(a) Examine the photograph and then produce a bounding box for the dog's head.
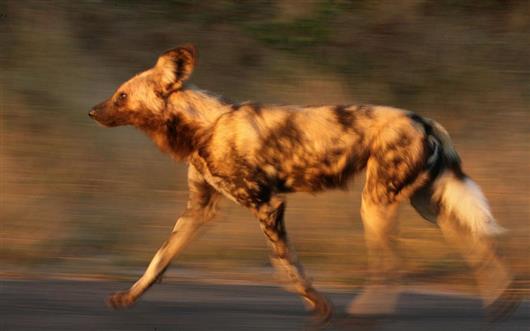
[89,44,197,127]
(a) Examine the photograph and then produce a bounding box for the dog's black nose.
[88,109,97,118]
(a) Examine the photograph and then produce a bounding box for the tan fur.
[90,44,519,321]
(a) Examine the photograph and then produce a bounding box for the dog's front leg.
[255,196,332,322]
[108,165,220,309]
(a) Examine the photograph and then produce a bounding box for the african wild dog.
[89,44,520,322]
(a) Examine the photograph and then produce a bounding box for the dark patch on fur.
[202,143,274,208]
[276,177,294,193]
[358,104,374,119]
[407,113,466,180]
[229,102,263,115]
[369,130,431,204]
[249,103,262,115]
[449,162,466,179]
[254,182,272,206]
[379,133,412,154]
[232,102,262,115]
[240,167,274,207]
[259,114,303,154]
[165,114,201,159]
[288,149,366,193]
[197,144,211,161]
[333,105,356,131]
[408,113,429,131]
[279,115,301,142]
[175,57,187,80]
[170,47,194,81]
[314,163,356,190]
[389,138,430,197]
[192,182,217,211]
[258,201,287,246]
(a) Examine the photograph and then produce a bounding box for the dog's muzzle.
[88,109,97,119]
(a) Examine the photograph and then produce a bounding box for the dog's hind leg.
[254,196,332,322]
[347,151,417,317]
[411,176,520,321]
[107,165,220,309]
[437,212,520,321]
[347,191,402,317]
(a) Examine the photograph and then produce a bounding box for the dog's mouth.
[93,118,115,128]
[89,110,110,127]
[88,108,124,127]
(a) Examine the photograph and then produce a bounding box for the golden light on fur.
[90,44,520,322]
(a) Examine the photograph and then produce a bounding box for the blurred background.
[1,0,529,297]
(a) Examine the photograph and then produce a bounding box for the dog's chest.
[189,154,242,205]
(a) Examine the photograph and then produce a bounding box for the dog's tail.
[432,172,506,237]
[427,119,506,237]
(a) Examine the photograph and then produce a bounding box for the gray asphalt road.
[1,280,528,330]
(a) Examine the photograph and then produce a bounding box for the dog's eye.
[118,92,128,100]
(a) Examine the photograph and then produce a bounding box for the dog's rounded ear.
[155,44,197,88]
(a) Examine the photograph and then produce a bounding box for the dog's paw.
[311,297,333,324]
[106,291,136,310]
[303,289,333,324]
[485,281,522,322]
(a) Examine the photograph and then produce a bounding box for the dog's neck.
[139,87,233,160]
[166,87,234,127]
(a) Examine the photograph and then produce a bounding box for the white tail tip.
[434,173,506,237]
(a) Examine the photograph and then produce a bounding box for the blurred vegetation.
[1,0,529,293]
